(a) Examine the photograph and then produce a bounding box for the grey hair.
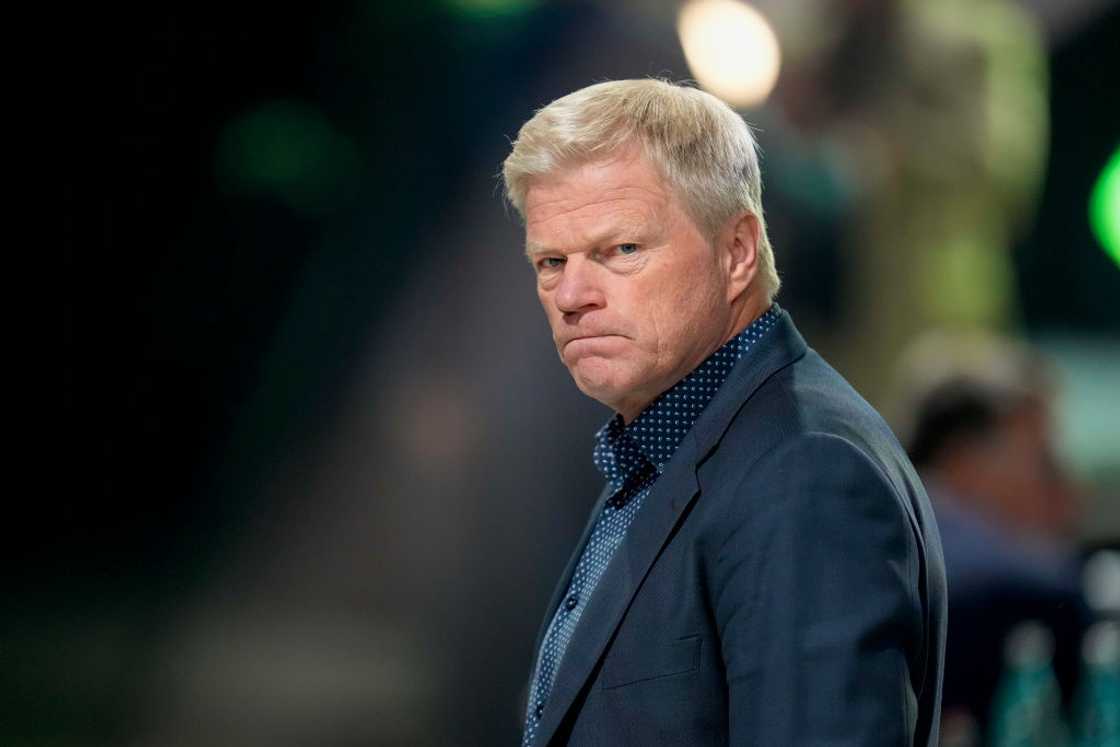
[502,78,779,299]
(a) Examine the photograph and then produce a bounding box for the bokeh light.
[1090,144,1120,269]
[444,0,539,17]
[678,0,781,109]
[215,100,358,216]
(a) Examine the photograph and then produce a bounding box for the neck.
[722,292,769,345]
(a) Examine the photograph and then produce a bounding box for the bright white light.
[678,0,781,108]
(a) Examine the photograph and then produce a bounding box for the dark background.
[28,1,1120,744]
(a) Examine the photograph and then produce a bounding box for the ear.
[721,211,760,303]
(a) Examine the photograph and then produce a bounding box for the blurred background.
[37,0,1119,744]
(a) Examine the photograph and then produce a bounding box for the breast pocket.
[600,635,701,690]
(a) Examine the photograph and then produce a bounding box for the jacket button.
[565,594,579,610]
[535,702,544,719]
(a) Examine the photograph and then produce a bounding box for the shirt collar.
[592,305,780,492]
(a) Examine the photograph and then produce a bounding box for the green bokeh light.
[216,101,358,216]
[444,0,539,17]
[1090,144,1120,269]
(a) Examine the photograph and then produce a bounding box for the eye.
[537,256,565,271]
[616,243,639,255]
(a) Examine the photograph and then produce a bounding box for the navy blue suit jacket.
[528,311,947,745]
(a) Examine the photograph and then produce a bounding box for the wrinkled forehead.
[522,148,683,249]
[524,182,675,257]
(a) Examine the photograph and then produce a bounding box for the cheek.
[538,290,562,325]
[654,271,720,337]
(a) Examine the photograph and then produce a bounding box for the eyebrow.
[524,241,550,259]
[523,218,651,260]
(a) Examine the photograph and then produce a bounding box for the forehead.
[523,150,674,252]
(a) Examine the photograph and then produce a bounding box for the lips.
[560,333,625,351]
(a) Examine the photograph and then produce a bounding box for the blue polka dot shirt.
[522,306,780,745]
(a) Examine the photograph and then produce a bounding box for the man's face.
[987,403,1080,540]
[523,147,739,421]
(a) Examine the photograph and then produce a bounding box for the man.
[891,334,1091,740]
[502,79,946,746]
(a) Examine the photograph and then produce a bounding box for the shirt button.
[565,594,579,610]
[535,702,544,719]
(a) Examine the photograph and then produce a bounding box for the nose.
[554,256,606,316]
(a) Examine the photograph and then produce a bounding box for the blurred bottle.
[1082,549,1120,619]
[989,622,1070,747]
[1071,621,1120,747]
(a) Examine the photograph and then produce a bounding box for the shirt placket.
[522,459,650,744]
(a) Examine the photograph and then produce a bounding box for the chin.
[570,359,639,410]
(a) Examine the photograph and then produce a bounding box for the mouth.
[561,334,626,351]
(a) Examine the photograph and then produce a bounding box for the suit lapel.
[525,483,613,687]
[533,440,702,745]
[532,310,809,746]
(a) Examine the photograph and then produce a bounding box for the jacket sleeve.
[712,432,928,746]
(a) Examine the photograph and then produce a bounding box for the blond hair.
[502,79,779,299]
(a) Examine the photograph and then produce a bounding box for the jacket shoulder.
[697,348,942,578]
[716,349,910,476]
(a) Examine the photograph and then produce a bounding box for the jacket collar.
[592,305,782,489]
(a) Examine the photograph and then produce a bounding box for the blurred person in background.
[503,79,946,747]
[892,332,1094,739]
[763,0,1048,401]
